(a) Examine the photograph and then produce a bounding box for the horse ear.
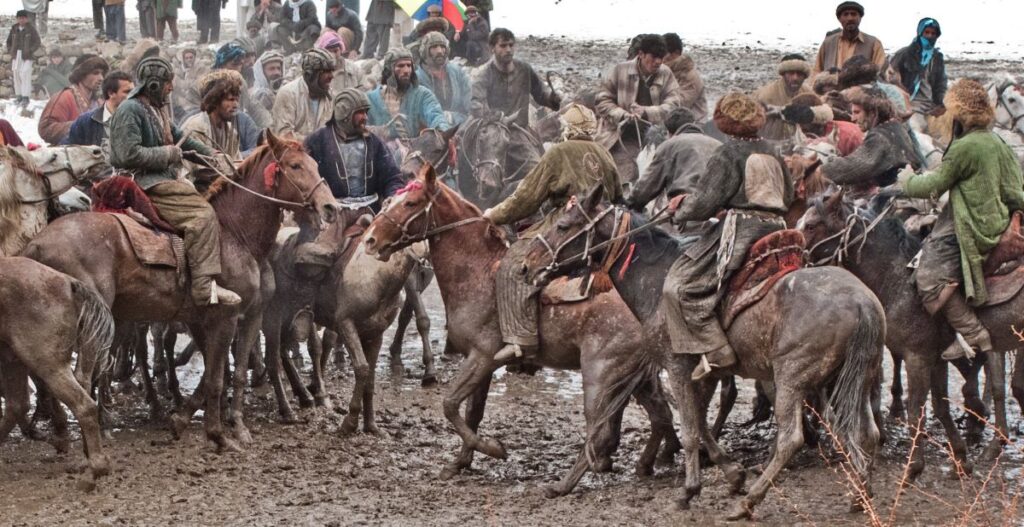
[582,184,603,212]
[419,161,437,188]
[264,128,286,158]
[825,188,845,214]
[442,123,461,142]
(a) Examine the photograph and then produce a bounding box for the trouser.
[914,210,963,312]
[198,9,221,43]
[273,24,320,54]
[145,180,222,300]
[662,215,784,356]
[12,58,33,98]
[496,241,541,348]
[610,137,642,189]
[27,8,47,37]
[157,16,179,40]
[92,0,106,32]
[139,2,157,38]
[236,2,255,38]
[362,23,391,59]
[104,5,127,43]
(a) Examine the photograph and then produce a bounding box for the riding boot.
[691,343,738,381]
[939,294,992,360]
[191,275,242,306]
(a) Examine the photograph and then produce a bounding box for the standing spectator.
[155,0,181,42]
[891,17,947,135]
[172,47,205,121]
[274,0,321,54]
[457,5,489,66]
[22,0,48,38]
[64,70,134,147]
[326,0,363,53]
[814,1,885,74]
[463,0,491,24]
[5,10,41,108]
[38,54,109,144]
[139,0,158,39]
[662,32,708,122]
[362,0,395,60]
[38,48,73,98]
[194,0,224,44]
[104,0,128,44]
[237,0,257,38]
[92,0,106,40]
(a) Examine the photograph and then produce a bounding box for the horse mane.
[437,180,508,244]
[0,147,42,255]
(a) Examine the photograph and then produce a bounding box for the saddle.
[721,229,806,328]
[107,213,185,272]
[92,176,185,275]
[981,211,1024,306]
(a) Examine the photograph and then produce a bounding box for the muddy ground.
[3,25,1024,526]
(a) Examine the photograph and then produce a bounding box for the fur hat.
[465,5,479,13]
[944,79,995,130]
[777,53,811,77]
[69,54,110,85]
[198,70,244,113]
[812,72,839,95]
[791,93,823,107]
[835,1,864,17]
[713,92,766,138]
[837,55,879,89]
[415,17,450,37]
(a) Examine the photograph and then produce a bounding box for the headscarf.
[912,18,941,98]
[315,31,346,54]
[214,42,247,69]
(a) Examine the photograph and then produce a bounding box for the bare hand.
[454,32,462,42]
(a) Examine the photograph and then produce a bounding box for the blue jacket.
[415,63,472,126]
[304,124,404,208]
[63,107,106,147]
[367,84,449,140]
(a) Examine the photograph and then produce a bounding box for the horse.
[21,130,338,451]
[0,144,108,256]
[362,164,682,498]
[456,111,544,208]
[800,192,1024,466]
[0,256,115,484]
[520,186,885,520]
[989,77,1024,165]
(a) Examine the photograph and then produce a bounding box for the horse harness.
[375,185,485,246]
[806,199,896,267]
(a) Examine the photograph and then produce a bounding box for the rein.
[17,148,82,204]
[537,203,671,274]
[375,185,485,245]
[806,199,896,267]
[196,150,324,211]
[995,86,1024,131]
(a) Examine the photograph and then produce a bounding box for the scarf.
[289,0,310,23]
[912,18,939,99]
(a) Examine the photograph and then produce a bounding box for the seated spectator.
[64,70,134,148]
[325,0,362,53]
[38,48,73,97]
[273,0,320,54]
[456,5,489,66]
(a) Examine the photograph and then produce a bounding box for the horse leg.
[929,357,972,476]
[442,352,505,462]
[34,366,110,481]
[408,281,437,386]
[0,360,31,444]
[982,352,1009,460]
[726,385,805,521]
[361,334,383,434]
[280,333,314,409]
[249,339,266,388]
[640,373,682,465]
[955,356,988,444]
[1011,351,1024,419]
[890,351,905,419]
[663,356,705,511]
[438,373,492,480]
[325,329,345,369]
[163,330,182,407]
[338,319,368,435]
[47,390,71,454]
[388,288,415,378]
[319,326,336,373]
[694,379,745,493]
[263,318,299,423]
[711,376,737,439]
[229,311,263,444]
[135,332,164,422]
[198,321,240,452]
[308,327,330,408]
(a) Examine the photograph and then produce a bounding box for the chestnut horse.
[21,131,337,451]
[520,187,885,520]
[362,165,681,498]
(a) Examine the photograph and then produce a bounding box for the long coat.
[270,77,333,141]
[303,125,404,205]
[366,84,449,139]
[416,63,472,125]
[108,97,211,189]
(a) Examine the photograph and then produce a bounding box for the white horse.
[987,75,1024,165]
[0,145,107,256]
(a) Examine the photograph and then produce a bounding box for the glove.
[182,149,206,166]
[781,104,815,125]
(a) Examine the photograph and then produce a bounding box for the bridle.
[374,184,484,247]
[996,86,1024,132]
[198,146,326,211]
[805,199,895,267]
[18,147,96,204]
[461,119,528,186]
[405,129,451,174]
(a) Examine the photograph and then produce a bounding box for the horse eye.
[404,200,416,208]
[290,163,301,170]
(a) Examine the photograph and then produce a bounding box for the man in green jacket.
[899,79,1024,359]
[484,104,621,361]
[109,56,241,306]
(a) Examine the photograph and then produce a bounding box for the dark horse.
[21,130,338,451]
[800,192,1022,471]
[362,165,682,498]
[455,112,543,208]
[521,186,886,520]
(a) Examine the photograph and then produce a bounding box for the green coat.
[109,98,211,190]
[487,139,621,238]
[905,130,1024,305]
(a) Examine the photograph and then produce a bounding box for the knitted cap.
[301,47,336,74]
[835,1,864,17]
[713,92,765,138]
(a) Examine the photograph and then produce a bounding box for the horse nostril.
[364,236,376,248]
[519,264,528,276]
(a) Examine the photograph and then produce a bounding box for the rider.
[662,93,793,380]
[108,56,241,306]
[271,48,336,142]
[367,47,449,153]
[416,31,472,127]
[896,79,1024,360]
[483,104,621,362]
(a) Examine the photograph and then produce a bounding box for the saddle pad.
[108,213,179,268]
[722,229,806,328]
[541,275,593,305]
[984,211,1024,276]
[983,265,1024,307]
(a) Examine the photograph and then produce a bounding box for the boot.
[493,343,538,363]
[191,275,242,306]
[691,343,738,381]
[939,294,992,360]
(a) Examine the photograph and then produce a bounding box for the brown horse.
[0,256,115,483]
[21,130,337,451]
[520,187,885,520]
[362,165,681,498]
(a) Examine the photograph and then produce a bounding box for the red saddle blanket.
[722,229,806,328]
[92,176,177,233]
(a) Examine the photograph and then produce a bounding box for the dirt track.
[2,32,1024,526]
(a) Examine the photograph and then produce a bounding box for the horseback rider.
[271,48,336,142]
[895,79,1024,360]
[367,47,449,145]
[662,93,793,380]
[416,31,472,127]
[484,104,621,362]
[108,55,241,306]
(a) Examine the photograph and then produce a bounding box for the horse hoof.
[169,414,190,439]
[390,364,405,378]
[476,437,507,459]
[215,437,243,454]
[50,438,71,455]
[724,500,753,521]
[723,463,747,495]
[438,465,460,481]
[76,477,97,493]
[298,398,315,410]
[635,463,654,478]
[421,375,438,387]
[543,484,566,499]
[315,397,333,410]
[339,417,358,436]
[280,411,301,425]
[234,425,253,445]
[982,441,1004,461]
[363,423,381,435]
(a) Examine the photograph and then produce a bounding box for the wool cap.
[835,1,864,17]
[945,79,995,130]
[713,92,766,137]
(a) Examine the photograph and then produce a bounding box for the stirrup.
[493,343,523,362]
[942,334,976,361]
[208,280,242,306]
[691,354,714,381]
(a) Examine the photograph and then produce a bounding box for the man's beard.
[396,76,411,90]
[270,77,283,90]
[430,54,446,68]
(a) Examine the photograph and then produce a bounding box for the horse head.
[466,110,519,204]
[523,184,616,286]
[56,187,92,215]
[251,129,338,229]
[29,145,109,184]
[400,124,460,179]
[798,189,854,258]
[364,162,442,262]
[993,81,1024,135]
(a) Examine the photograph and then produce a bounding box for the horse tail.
[825,302,883,477]
[71,280,115,389]
[583,350,668,468]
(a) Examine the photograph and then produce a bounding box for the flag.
[395,0,467,32]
